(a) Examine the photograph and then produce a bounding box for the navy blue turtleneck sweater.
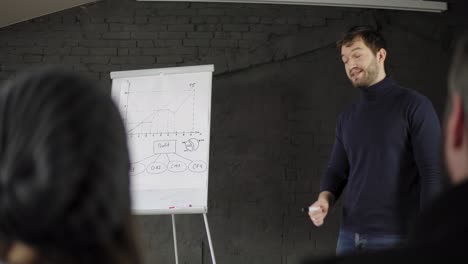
[320,77,442,235]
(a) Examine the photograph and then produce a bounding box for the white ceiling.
[0,0,447,29]
[0,0,100,28]
[139,0,447,12]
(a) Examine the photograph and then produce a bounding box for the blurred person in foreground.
[0,68,141,264]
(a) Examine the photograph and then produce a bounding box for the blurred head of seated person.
[301,34,468,263]
[444,34,468,185]
[0,68,140,264]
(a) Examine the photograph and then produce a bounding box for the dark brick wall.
[0,0,467,263]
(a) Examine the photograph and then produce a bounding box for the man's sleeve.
[409,95,442,209]
[319,114,350,200]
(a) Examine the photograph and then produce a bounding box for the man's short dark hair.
[337,25,387,54]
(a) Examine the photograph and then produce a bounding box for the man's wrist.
[318,191,335,207]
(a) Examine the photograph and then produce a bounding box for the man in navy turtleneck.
[308,26,442,255]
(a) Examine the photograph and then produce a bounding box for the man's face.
[341,38,381,88]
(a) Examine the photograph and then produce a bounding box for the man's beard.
[350,59,380,88]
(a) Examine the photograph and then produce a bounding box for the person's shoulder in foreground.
[301,244,456,264]
[300,164,468,264]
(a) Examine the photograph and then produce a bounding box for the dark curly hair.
[0,68,140,264]
[337,25,386,54]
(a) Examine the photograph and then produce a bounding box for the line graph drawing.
[120,77,200,136]
[117,75,210,180]
[111,66,213,196]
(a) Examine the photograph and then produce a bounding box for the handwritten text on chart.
[153,140,176,154]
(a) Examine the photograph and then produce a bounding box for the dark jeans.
[336,228,406,255]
